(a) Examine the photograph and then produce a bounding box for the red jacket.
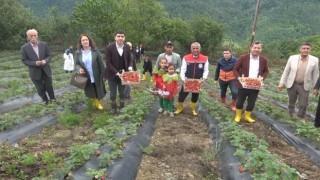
[153,68,166,90]
[163,73,179,100]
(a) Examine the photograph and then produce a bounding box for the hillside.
[20,0,320,43]
[158,0,320,42]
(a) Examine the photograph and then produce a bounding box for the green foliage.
[200,88,299,179]
[58,109,82,128]
[86,168,107,179]
[92,113,111,130]
[189,15,224,59]
[21,153,38,166]
[40,151,56,164]
[141,144,154,155]
[0,0,38,49]
[72,0,118,44]
[158,0,320,43]
[66,143,100,168]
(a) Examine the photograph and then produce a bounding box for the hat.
[165,40,174,46]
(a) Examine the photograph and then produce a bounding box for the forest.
[2,0,320,58]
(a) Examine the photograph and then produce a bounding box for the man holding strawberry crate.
[233,41,269,123]
[105,30,133,113]
[174,42,209,116]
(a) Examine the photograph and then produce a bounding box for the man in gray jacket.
[155,41,181,73]
[21,29,55,104]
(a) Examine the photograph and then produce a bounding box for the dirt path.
[136,102,221,180]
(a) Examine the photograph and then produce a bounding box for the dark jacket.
[21,41,52,80]
[105,42,133,80]
[214,56,237,81]
[143,58,152,72]
[74,48,106,99]
[233,54,269,89]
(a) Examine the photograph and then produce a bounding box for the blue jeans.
[219,79,238,99]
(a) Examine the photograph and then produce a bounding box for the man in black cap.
[155,40,181,73]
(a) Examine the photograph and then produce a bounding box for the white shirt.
[165,54,173,63]
[248,54,260,78]
[116,43,124,56]
[31,42,39,58]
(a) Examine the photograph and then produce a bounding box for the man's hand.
[79,68,85,74]
[214,80,218,85]
[36,61,42,66]
[278,84,283,91]
[41,60,46,65]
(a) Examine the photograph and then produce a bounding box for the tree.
[72,0,118,45]
[189,15,224,60]
[116,0,169,46]
[0,0,38,49]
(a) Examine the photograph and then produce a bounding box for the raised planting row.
[200,90,320,179]
[0,51,75,100]
[205,73,320,146]
[0,89,86,131]
[0,85,156,179]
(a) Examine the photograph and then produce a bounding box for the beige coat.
[279,54,319,91]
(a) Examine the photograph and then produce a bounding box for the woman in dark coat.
[74,34,106,110]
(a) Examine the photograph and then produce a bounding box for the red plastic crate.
[120,71,140,85]
[183,78,204,93]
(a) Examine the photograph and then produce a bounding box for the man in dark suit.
[233,41,269,123]
[21,29,55,104]
[105,30,133,113]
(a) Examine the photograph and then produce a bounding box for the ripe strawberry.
[239,166,244,173]
[95,150,101,156]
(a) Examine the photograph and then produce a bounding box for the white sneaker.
[163,111,169,115]
[158,108,164,113]
[169,112,174,117]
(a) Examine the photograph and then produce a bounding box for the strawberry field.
[0,51,320,180]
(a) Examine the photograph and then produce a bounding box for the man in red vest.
[174,42,209,116]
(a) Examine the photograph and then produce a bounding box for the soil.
[136,90,320,180]
[136,103,221,180]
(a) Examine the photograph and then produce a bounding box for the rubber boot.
[190,102,198,116]
[119,101,124,112]
[230,99,236,111]
[111,101,117,114]
[95,98,103,110]
[141,74,146,80]
[174,102,184,115]
[220,98,227,105]
[244,111,255,123]
[234,109,242,123]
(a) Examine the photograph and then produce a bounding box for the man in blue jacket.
[214,48,238,111]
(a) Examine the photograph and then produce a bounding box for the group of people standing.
[21,28,320,128]
[214,41,319,128]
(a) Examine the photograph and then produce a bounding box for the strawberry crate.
[183,78,204,93]
[120,71,140,85]
[239,77,263,90]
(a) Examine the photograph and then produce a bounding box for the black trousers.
[315,96,320,126]
[142,67,153,75]
[177,85,199,103]
[236,88,259,111]
[31,69,55,102]
[108,76,125,102]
